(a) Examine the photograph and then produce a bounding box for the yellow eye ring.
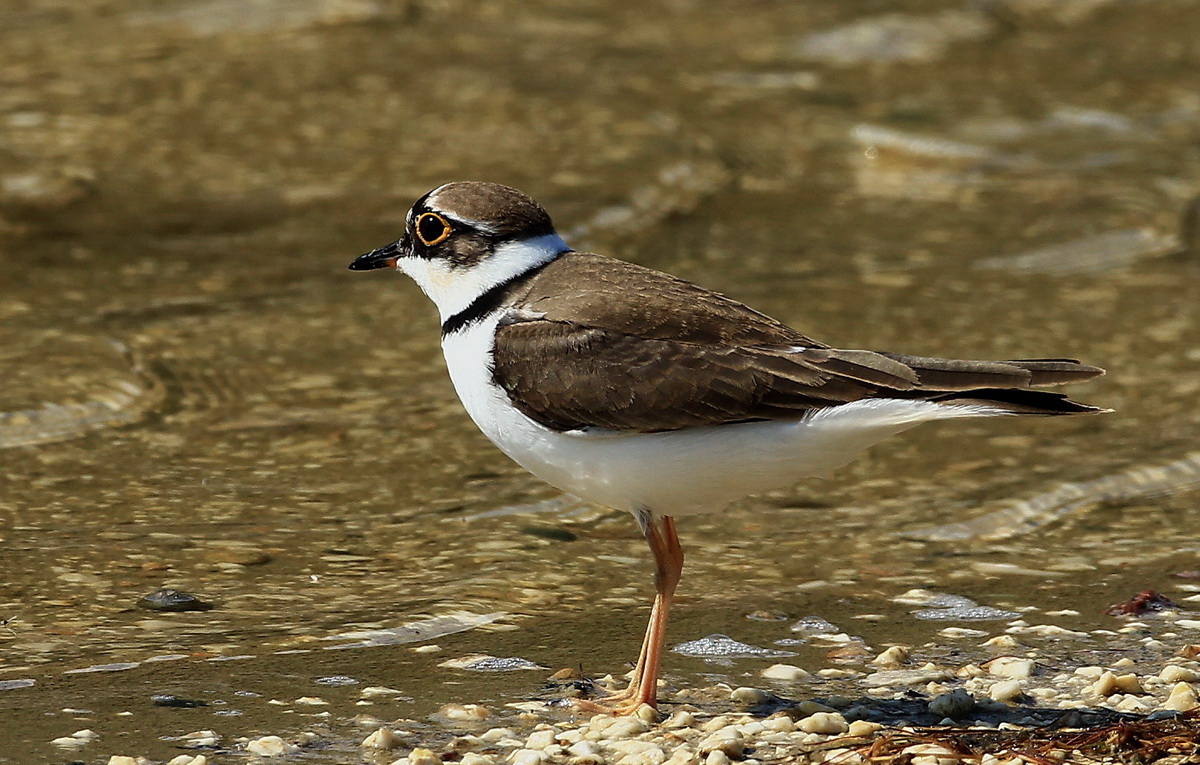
[415,212,452,246]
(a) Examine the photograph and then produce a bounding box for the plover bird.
[349,181,1105,714]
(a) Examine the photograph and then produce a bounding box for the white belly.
[441,317,1001,516]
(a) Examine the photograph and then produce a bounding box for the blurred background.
[1,0,1198,759]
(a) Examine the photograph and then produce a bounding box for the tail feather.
[921,387,1109,415]
[877,352,1105,390]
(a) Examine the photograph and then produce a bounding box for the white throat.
[397,233,569,323]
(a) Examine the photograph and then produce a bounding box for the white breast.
[440,319,1005,517]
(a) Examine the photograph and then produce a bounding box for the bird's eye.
[415,212,452,246]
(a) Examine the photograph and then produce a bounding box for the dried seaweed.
[852,711,1200,764]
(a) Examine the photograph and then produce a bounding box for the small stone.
[409,747,443,765]
[480,728,515,743]
[166,756,207,765]
[848,720,882,737]
[797,712,849,735]
[509,749,545,765]
[525,729,557,750]
[568,741,602,757]
[662,710,696,729]
[761,663,810,681]
[138,588,213,612]
[603,716,649,738]
[361,686,406,698]
[1160,665,1199,683]
[704,752,731,765]
[440,703,492,722]
[762,715,794,733]
[730,687,771,705]
[362,728,404,750]
[700,716,730,732]
[294,696,327,705]
[871,646,909,668]
[698,730,744,758]
[107,757,140,765]
[983,657,1035,679]
[981,635,1020,650]
[245,736,297,756]
[180,730,220,748]
[461,755,496,765]
[989,680,1024,703]
[796,700,836,714]
[927,689,975,720]
[1093,671,1143,696]
[1163,682,1198,711]
[633,703,659,723]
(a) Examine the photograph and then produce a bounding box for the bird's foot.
[571,696,658,718]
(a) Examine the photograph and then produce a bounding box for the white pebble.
[180,730,219,748]
[480,728,515,743]
[362,728,404,750]
[761,715,794,733]
[704,751,731,765]
[760,663,810,681]
[361,686,406,698]
[848,720,882,737]
[663,710,696,729]
[604,716,650,738]
[440,703,492,721]
[461,755,496,765]
[1164,682,1199,712]
[509,749,546,765]
[797,712,848,735]
[698,730,744,758]
[107,758,140,765]
[294,696,327,705]
[1160,665,1199,683]
[982,657,1035,679]
[989,680,1023,703]
[406,748,442,765]
[245,736,298,757]
[525,729,557,750]
[165,756,207,765]
[871,645,909,668]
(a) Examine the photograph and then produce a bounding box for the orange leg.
[576,512,684,715]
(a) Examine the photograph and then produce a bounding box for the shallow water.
[2,0,1199,760]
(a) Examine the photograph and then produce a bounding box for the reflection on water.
[1,0,1199,758]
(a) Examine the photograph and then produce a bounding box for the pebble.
[796,712,849,735]
[982,657,1035,679]
[760,663,810,681]
[440,703,492,722]
[1164,682,1198,711]
[107,757,142,765]
[1160,665,1199,682]
[730,686,771,705]
[524,729,557,750]
[245,736,297,756]
[1092,671,1144,697]
[509,749,546,765]
[407,747,443,765]
[848,720,883,737]
[927,688,975,719]
[461,755,496,765]
[871,645,910,667]
[697,729,744,758]
[51,728,99,748]
[362,727,405,749]
[165,756,207,765]
[989,680,1024,703]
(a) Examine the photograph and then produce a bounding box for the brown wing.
[492,253,1105,433]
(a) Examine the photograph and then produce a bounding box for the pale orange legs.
[577,512,684,715]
